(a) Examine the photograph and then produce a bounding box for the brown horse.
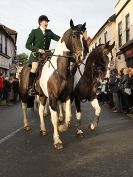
[19,19,86,149]
[74,42,115,136]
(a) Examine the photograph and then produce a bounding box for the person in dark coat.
[12,77,19,103]
[120,68,131,113]
[3,76,11,104]
[25,15,60,96]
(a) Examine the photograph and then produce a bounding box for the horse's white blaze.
[49,106,62,144]
[80,35,84,59]
[40,39,70,97]
[90,98,101,117]
[38,103,46,131]
[21,102,29,127]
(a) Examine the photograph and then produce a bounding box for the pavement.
[0,102,133,177]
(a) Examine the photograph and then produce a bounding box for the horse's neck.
[50,39,70,67]
[53,39,69,56]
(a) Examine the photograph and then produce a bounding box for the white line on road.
[0,120,35,145]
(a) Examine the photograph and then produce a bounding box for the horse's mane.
[61,28,72,44]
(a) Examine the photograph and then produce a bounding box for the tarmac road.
[0,102,133,177]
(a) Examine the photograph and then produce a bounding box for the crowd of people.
[0,67,133,115]
[0,73,19,105]
[97,67,133,114]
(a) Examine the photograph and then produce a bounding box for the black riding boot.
[28,72,36,96]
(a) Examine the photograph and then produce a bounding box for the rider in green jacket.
[25,15,60,96]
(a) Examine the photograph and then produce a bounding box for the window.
[125,14,130,42]
[5,36,7,54]
[95,42,97,48]
[118,21,122,47]
[99,38,101,45]
[104,32,107,43]
[0,33,2,52]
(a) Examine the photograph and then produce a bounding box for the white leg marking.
[21,102,29,127]
[90,98,101,130]
[76,112,81,120]
[38,103,46,132]
[91,98,101,117]
[65,99,72,124]
[49,106,62,145]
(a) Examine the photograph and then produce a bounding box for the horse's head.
[97,41,115,65]
[61,19,86,62]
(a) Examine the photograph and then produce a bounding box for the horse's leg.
[21,101,31,131]
[44,99,49,116]
[90,98,101,131]
[58,98,72,132]
[75,97,84,137]
[38,96,47,136]
[58,101,64,123]
[49,106,63,150]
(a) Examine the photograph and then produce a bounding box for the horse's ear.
[81,22,86,32]
[111,41,115,49]
[70,19,74,29]
[109,41,115,50]
[106,41,110,47]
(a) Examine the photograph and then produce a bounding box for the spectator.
[0,73,4,101]
[109,69,121,112]
[120,68,131,114]
[12,77,19,103]
[3,76,11,104]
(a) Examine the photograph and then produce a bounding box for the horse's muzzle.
[75,50,83,61]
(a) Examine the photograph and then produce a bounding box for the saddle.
[29,52,53,96]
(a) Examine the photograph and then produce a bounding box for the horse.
[19,19,86,150]
[73,41,115,136]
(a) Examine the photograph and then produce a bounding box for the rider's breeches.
[31,62,39,73]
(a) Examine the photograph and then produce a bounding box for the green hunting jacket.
[26,27,60,64]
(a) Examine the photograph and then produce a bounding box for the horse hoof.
[54,143,64,150]
[58,125,67,132]
[89,123,96,131]
[68,122,71,128]
[24,126,31,131]
[40,130,47,136]
[58,116,64,123]
[77,130,84,138]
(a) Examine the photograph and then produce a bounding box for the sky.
[0,0,116,55]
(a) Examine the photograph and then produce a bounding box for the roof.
[89,14,116,45]
[0,23,17,45]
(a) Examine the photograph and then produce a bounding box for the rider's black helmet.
[38,15,50,24]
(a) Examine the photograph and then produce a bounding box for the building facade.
[115,0,133,70]
[88,0,133,72]
[88,15,116,70]
[0,24,17,75]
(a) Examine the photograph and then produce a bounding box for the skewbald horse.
[19,19,86,149]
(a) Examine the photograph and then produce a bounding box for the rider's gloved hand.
[38,49,45,54]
